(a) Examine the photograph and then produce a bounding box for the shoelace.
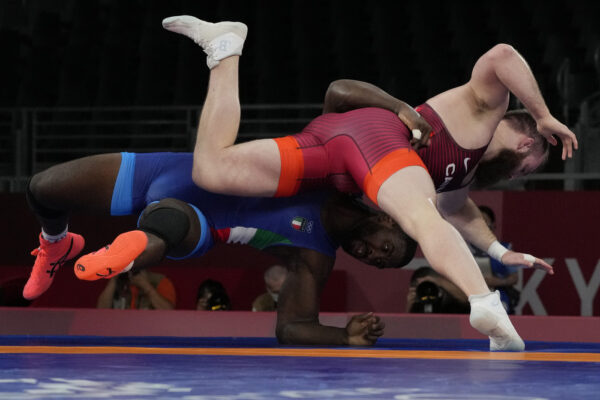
[47,238,74,277]
[31,237,74,278]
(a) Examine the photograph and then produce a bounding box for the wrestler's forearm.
[444,197,497,254]
[323,79,409,114]
[276,320,349,345]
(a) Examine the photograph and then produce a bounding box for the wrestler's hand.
[396,103,433,149]
[501,250,554,275]
[536,115,578,160]
[346,312,385,346]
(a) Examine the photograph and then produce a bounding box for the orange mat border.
[1,346,599,363]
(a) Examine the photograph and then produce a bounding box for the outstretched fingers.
[529,256,554,275]
[502,251,554,275]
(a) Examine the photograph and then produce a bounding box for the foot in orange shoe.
[23,232,85,300]
[74,230,148,281]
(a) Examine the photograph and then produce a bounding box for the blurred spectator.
[97,269,176,310]
[476,205,520,314]
[196,279,231,311]
[252,264,288,312]
[406,266,469,314]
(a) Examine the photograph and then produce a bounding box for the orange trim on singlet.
[273,136,304,197]
[1,346,599,363]
[363,148,428,205]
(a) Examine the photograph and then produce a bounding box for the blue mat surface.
[1,336,599,400]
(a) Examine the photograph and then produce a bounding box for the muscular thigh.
[376,166,439,239]
[30,153,121,212]
[218,139,281,196]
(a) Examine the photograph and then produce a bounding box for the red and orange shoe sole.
[74,230,148,281]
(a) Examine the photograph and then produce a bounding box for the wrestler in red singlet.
[274,104,488,203]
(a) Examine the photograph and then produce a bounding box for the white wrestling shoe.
[469,291,525,351]
[162,15,248,69]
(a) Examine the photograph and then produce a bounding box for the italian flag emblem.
[211,226,291,249]
[291,217,305,230]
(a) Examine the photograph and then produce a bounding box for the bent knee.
[191,165,206,188]
[191,162,234,194]
[28,170,56,203]
[192,165,219,192]
[139,198,194,250]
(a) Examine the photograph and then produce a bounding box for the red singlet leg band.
[274,136,304,197]
[363,148,428,205]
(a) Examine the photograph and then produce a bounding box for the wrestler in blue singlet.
[110,152,338,259]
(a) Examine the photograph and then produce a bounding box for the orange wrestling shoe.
[74,230,148,281]
[23,232,85,300]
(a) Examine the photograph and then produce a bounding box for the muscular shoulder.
[427,86,506,149]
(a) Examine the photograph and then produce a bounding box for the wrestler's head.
[475,109,549,188]
[340,213,417,269]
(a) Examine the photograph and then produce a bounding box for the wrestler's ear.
[517,137,534,153]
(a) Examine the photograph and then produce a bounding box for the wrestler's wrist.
[487,240,509,263]
[395,101,414,118]
[530,107,553,125]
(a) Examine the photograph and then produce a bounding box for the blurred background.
[0,0,598,316]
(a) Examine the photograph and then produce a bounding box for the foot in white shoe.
[162,15,248,69]
[469,291,525,351]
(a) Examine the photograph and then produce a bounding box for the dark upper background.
[1,0,599,175]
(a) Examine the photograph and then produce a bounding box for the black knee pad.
[138,205,190,250]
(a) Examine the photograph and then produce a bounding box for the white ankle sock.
[42,226,68,243]
[468,291,495,302]
[469,290,524,351]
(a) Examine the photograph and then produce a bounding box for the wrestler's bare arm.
[438,188,554,274]
[323,79,433,147]
[468,44,578,158]
[323,79,412,114]
[272,247,383,346]
[469,44,547,115]
[437,188,496,253]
